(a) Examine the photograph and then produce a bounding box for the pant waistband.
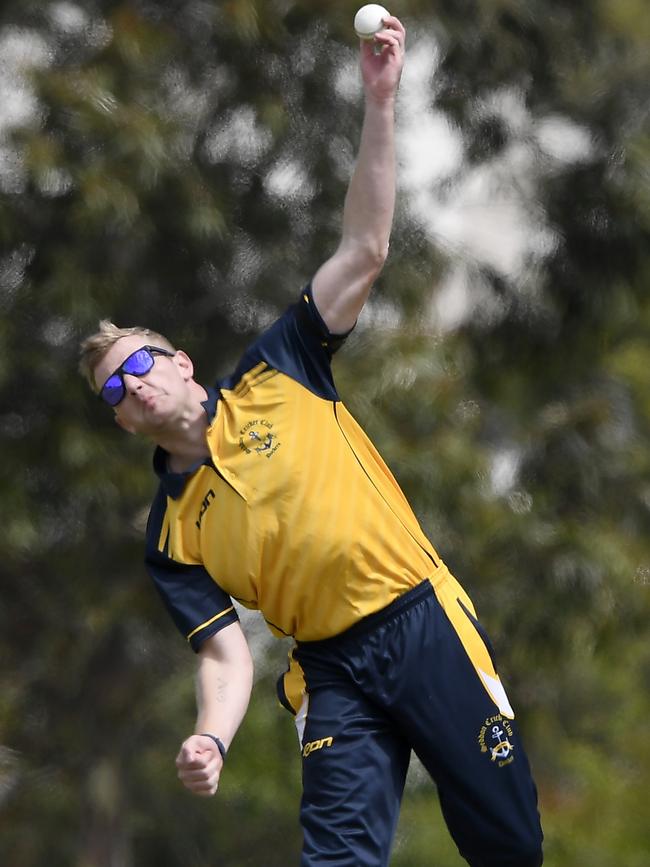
[296,579,435,652]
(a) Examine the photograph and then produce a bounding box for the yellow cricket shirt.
[145,285,447,658]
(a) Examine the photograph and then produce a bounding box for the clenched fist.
[175,734,224,797]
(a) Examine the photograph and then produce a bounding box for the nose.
[123,373,144,394]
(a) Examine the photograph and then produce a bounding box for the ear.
[172,350,194,382]
[114,413,136,435]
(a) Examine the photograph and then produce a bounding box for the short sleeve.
[218,283,354,401]
[145,490,239,651]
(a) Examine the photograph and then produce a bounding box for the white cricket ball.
[354,4,390,40]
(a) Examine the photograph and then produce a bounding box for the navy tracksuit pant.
[293,580,543,866]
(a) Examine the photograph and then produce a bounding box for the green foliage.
[1,0,648,864]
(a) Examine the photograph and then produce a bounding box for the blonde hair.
[79,320,176,390]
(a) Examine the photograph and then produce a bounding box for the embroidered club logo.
[249,429,275,452]
[238,418,281,458]
[478,714,515,768]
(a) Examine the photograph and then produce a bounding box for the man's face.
[93,335,195,435]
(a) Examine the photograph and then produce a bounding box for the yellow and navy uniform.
[145,285,543,863]
[145,285,511,718]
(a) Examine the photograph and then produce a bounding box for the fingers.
[380,15,406,42]
[360,17,405,68]
[176,743,199,766]
[177,758,221,796]
[364,15,406,51]
[180,777,220,796]
[175,740,223,797]
[178,764,221,796]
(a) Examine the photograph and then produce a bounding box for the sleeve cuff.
[188,605,240,652]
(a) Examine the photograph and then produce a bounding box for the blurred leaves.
[0,0,649,864]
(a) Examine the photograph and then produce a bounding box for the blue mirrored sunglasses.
[99,345,175,407]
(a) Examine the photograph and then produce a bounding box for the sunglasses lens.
[122,348,155,376]
[99,347,165,407]
[101,374,125,406]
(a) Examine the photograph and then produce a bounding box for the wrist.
[365,93,397,111]
[199,733,227,761]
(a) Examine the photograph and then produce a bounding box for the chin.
[136,412,169,436]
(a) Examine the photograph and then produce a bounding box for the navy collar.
[152,385,219,499]
[201,385,219,422]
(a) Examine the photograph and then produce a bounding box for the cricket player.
[80,17,543,866]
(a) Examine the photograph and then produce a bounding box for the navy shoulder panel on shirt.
[145,485,238,652]
[218,284,353,401]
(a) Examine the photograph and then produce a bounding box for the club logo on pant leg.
[478,714,515,768]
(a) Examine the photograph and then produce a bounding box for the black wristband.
[200,733,227,761]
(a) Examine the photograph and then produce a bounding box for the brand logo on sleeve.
[238,419,281,458]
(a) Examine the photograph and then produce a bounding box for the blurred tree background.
[1,0,648,864]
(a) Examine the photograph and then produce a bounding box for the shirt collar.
[201,385,219,422]
[152,385,219,499]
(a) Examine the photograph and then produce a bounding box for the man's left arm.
[311,15,406,335]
